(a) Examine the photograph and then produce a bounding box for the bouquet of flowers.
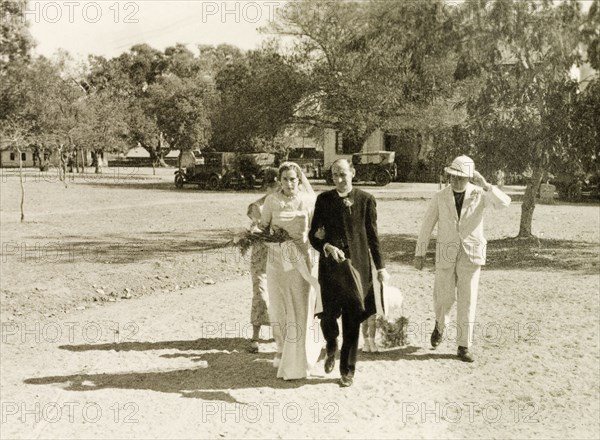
[227,225,292,256]
[376,315,410,348]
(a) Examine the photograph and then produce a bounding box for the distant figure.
[246,168,279,353]
[414,155,511,362]
[495,169,505,187]
[32,146,40,167]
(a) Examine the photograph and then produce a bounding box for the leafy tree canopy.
[266,0,458,144]
[211,45,310,152]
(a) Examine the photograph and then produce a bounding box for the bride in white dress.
[260,162,323,380]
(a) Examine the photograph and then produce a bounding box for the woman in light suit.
[414,155,511,362]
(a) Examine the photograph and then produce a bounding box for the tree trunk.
[58,145,63,182]
[38,145,45,171]
[156,150,168,168]
[67,136,75,178]
[518,165,545,237]
[150,149,169,171]
[82,148,88,175]
[74,147,79,173]
[94,150,103,174]
[60,144,69,187]
[156,133,169,169]
[74,147,83,174]
[16,145,25,222]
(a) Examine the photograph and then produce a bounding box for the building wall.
[0,151,35,168]
[323,128,384,167]
[364,130,384,154]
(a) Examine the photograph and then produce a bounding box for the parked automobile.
[550,170,600,201]
[174,151,278,190]
[175,152,245,190]
[235,152,278,188]
[324,151,397,186]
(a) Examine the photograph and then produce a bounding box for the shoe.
[339,375,353,387]
[457,346,474,363]
[368,337,380,353]
[249,340,259,353]
[273,354,281,368]
[430,321,443,348]
[324,351,335,374]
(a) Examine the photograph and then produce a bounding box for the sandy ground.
[1,167,599,439]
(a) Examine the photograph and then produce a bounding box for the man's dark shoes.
[339,374,353,387]
[430,322,443,348]
[457,346,474,363]
[324,351,336,374]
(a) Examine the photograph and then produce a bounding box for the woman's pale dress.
[261,191,322,380]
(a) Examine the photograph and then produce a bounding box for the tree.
[581,0,600,70]
[570,78,600,187]
[42,51,91,178]
[88,44,214,168]
[146,74,214,152]
[88,44,166,167]
[267,0,457,145]
[0,0,35,220]
[76,91,129,174]
[454,0,588,237]
[0,0,34,71]
[0,57,64,157]
[211,45,310,152]
[197,44,244,76]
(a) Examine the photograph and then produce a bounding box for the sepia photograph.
[1,0,599,438]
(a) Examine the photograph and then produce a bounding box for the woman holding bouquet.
[260,162,322,380]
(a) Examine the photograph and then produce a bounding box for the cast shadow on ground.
[27,338,338,403]
[59,337,261,353]
[24,229,236,264]
[81,176,387,192]
[82,181,178,192]
[379,233,599,274]
[483,237,599,274]
[81,180,264,194]
[359,345,458,361]
[24,339,461,403]
[58,338,441,362]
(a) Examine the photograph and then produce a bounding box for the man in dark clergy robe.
[309,159,389,387]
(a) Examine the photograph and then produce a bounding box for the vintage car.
[324,151,397,186]
[174,151,277,190]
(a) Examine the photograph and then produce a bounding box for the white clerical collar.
[337,189,352,197]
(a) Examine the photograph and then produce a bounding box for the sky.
[25,0,595,61]
[26,0,286,60]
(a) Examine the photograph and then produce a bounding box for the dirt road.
[1,171,598,438]
[2,268,599,439]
